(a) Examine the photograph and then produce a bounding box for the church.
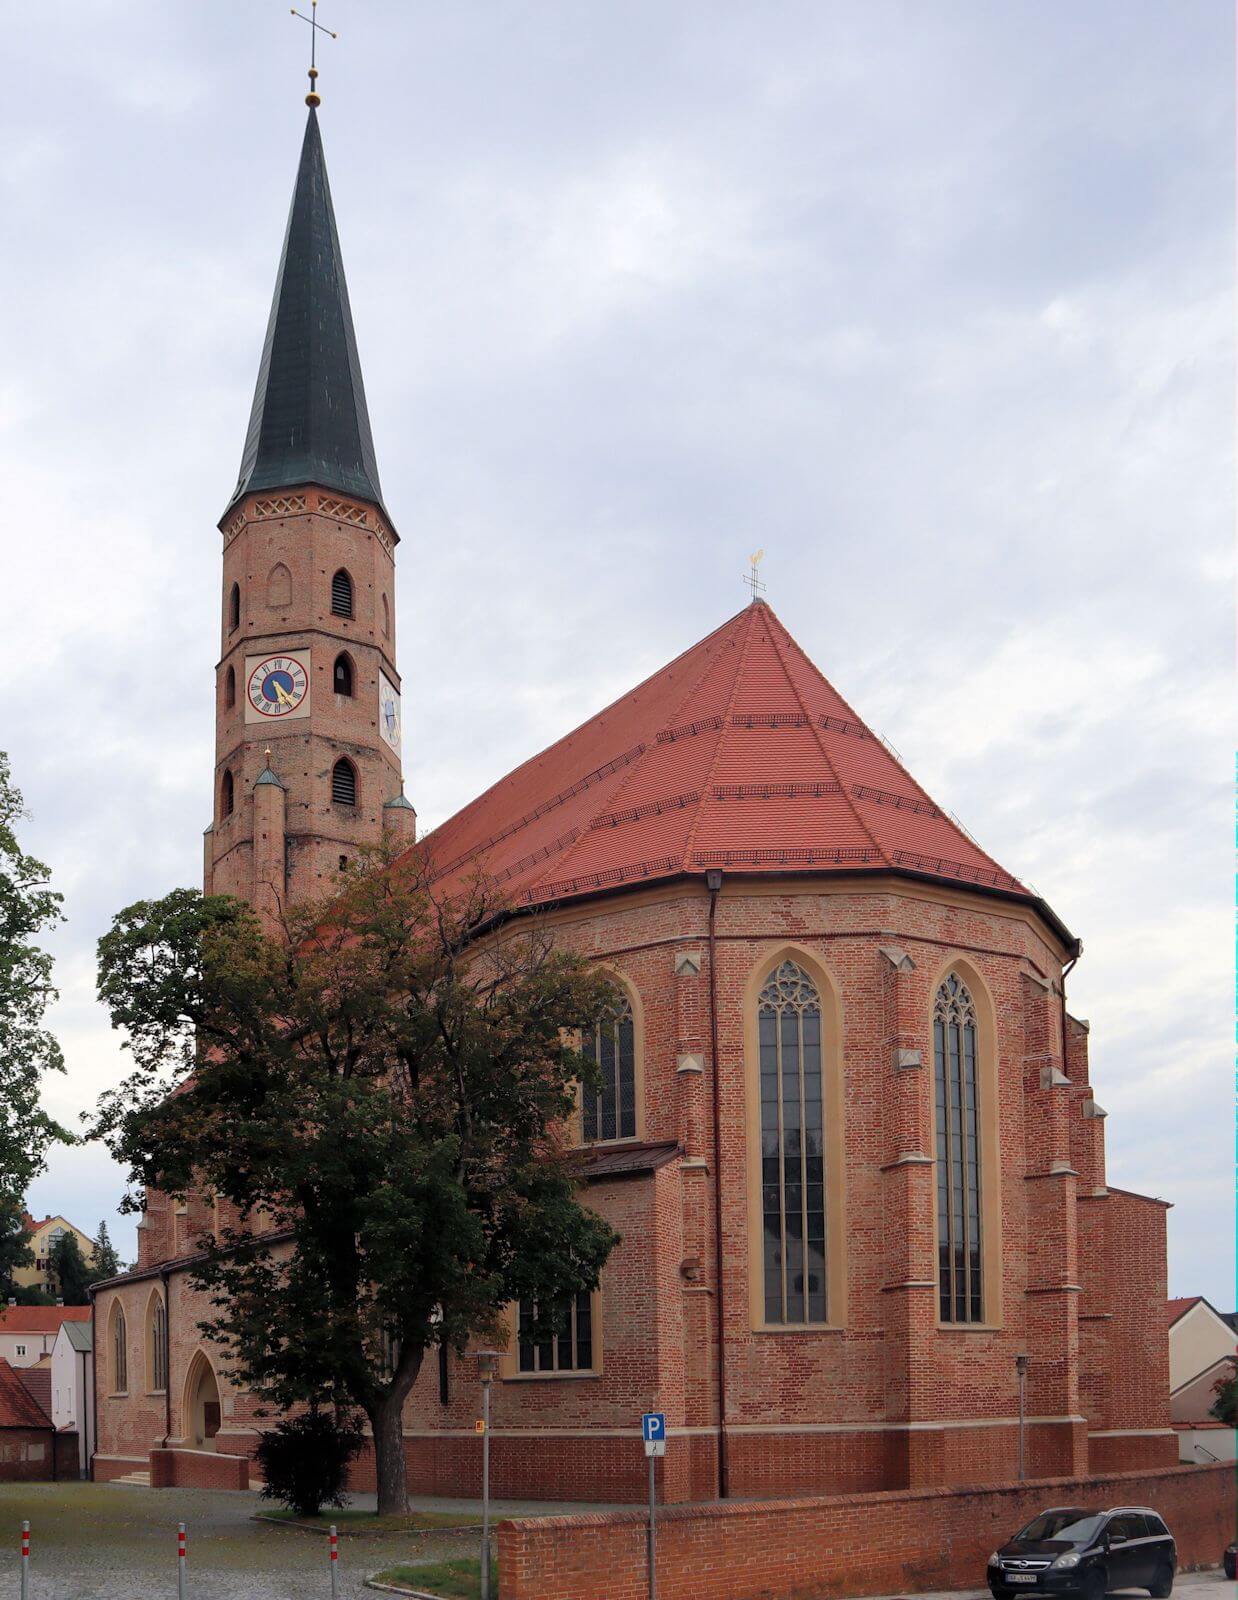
[91,100,1175,1504]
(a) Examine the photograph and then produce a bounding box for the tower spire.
[224,105,389,525]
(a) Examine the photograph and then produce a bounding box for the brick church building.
[91,104,1175,1502]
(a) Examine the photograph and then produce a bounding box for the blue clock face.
[247,655,309,717]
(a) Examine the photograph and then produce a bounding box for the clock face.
[378,670,401,752]
[246,654,310,719]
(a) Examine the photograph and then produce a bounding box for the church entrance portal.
[185,1353,221,1452]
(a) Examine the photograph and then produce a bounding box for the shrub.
[256,1409,363,1518]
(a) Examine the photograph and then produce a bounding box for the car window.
[1144,1515,1169,1538]
[1107,1516,1141,1543]
[1018,1512,1103,1544]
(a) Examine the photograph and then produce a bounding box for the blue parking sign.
[642,1412,666,1456]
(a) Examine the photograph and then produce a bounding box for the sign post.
[641,1413,666,1600]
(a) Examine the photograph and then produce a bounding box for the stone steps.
[110,1471,152,1487]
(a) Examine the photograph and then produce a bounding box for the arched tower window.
[331,569,354,618]
[581,995,636,1143]
[934,973,983,1324]
[228,582,240,631]
[224,666,235,709]
[221,770,234,818]
[381,593,390,638]
[146,1292,168,1392]
[758,960,826,1324]
[110,1304,128,1394]
[333,653,354,697]
[266,563,292,609]
[331,759,357,806]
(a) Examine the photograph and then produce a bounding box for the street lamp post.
[474,1350,501,1600]
[1015,1354,1030,1480]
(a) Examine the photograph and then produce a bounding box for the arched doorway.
[184,1352,221,1452]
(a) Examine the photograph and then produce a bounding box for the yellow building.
[13,1215,98,1296]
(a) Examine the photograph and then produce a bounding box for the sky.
[0,3,1231,1304]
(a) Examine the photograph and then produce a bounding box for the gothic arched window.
[224,665,235,708]
[267,563,292,609]
[758,960,826,1324]
[331,569,354,618]
[111,1304,128,1394]
[581,995,636,1143]
[221,770,234,818]
[228,582,240,631]
[934,973,983,1324]
[331,759,357,807]
[333,653,354,697]
[146,1293,167,1393]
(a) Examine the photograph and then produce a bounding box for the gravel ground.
[0,1480,605,1600]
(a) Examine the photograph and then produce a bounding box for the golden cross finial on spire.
[744,548,767,604]
[264,748,273,764]
[291,0,337,107]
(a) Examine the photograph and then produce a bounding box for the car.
[1224,1542,1235,1581]
[987,1505,1176,1600]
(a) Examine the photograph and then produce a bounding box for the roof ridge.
[758,607,888,866]
[531,608,754,891]
[679,605,764,870]
[417,606,755,863]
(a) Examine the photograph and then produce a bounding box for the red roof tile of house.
[17,1366,51,1423]
[0,1360,52,1430]
[418,603,1074,946]
[1167,1297,1202,1326]
[0,1307,91,1335]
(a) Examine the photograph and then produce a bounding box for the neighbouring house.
[13,1215,98,1298]
[51,1320,94,1477]
[0,1358,76,1482]
[1168,1295,1236,1463]
[0,1306,92,1369]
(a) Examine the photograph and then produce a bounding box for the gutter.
[706,869,730,1499]
[160,1266,172,1448]
[89,1289,98,1482]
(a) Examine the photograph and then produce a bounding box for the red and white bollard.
[177,1521,187,1600]
[329,1524,339,1599]
[20,1520,29,1600]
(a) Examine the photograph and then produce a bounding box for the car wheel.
[1084,1568,1106,1600]
[1147,1562,1173,1598]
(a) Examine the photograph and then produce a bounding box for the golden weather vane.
[744,548,767,603]
[291,0,337,107]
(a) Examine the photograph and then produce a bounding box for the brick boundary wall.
[149,1448,250,1491]
[498,1463,1237,1600]
[0,1429,77,1483]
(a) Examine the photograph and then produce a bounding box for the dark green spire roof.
[226,108,388,521]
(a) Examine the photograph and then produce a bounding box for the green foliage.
[49,1231,93,1305]
[0,1204,33,1297]
[92,1221,121,1281]
[373,1558,491,1599]
[256,1409,363,1518]
[1209,1372,1236,1427]
[0,753,73,1205]
[91,854,620,1511]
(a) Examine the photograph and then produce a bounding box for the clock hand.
[274,683,295,709]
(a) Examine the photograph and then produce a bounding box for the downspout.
[1059,949,1081,1075]
[160,1266,172,1448]
[89,1288,98,1482]
[706,869,729,1499]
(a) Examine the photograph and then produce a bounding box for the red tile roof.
[0,1307,91,1335]
[0,1360,52,1430]
[16,1366,51,1423]
[418,603,1071,941]
[1167,1297,1202,1327]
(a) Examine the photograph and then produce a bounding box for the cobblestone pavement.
[0,1480,605,1600]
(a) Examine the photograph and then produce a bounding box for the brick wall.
[149,1447,250,1490]
[0,1428,76,1482]
[499,1462,1236,1600]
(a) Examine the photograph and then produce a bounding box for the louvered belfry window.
[581,997,636,1142]
[228,582,240,630]
[331,569,354,618]
[221,770,235,818]
[759,960,826,1324]
[934,974,983,1323]
[331,759,357,806]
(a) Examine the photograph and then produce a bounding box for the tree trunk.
[370,1390,410,1515]
[368,1347,424,1516]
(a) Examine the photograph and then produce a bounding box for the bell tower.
[206,107,415,923]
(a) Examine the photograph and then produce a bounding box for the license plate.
[1008,1575,1038,1584]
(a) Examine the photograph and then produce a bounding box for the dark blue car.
[988,1506,1176,1600]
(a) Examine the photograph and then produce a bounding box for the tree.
[0,753,72,1206]
[49,1231,94,1306]
[0,1203,33,1298]
[92,858,621,1514]
[92,1220,121,1281]
[1209,1371,1236,1427]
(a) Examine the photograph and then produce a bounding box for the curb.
[253,1513,482,1538]
[364,1580,453,1599]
